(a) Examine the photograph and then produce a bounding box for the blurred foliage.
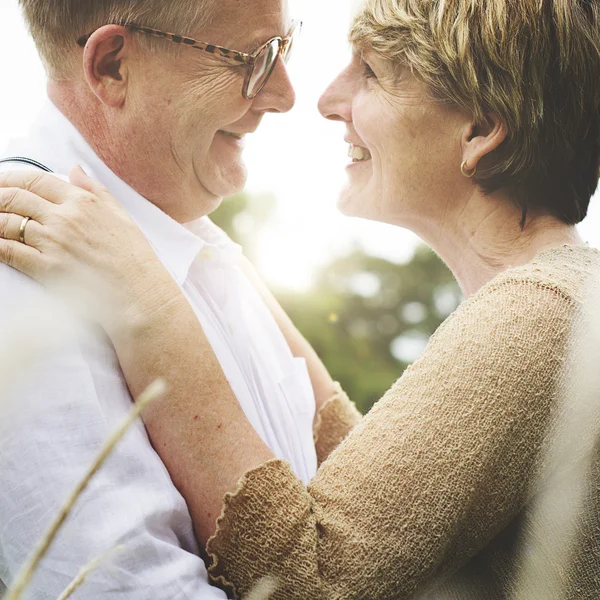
[211,192,276,264]
[212,193,461,414]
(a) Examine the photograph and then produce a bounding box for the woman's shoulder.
[485,244,600,306]
[421,246,600,366]
[450,245,600,326]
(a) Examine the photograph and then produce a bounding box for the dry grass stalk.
[56,545,125,600]
[3,379,167,600]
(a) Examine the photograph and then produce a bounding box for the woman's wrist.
[104,269,186,347]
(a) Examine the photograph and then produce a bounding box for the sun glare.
[254,228,319,292]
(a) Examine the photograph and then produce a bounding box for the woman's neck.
[416,190,584,298]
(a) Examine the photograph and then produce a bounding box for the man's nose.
[318,69,352,122]
[252,58,296,113]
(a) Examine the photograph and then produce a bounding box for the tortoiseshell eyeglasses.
[77,20,301,100]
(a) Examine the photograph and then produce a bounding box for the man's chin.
[215,182,246,198]
[201,195,225,216]
[209,174,248,200]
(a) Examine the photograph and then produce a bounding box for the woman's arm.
[204,281,576,599]
[113,285,275,545]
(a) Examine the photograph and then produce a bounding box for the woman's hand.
[0,167,181,338]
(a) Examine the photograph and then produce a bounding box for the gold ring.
[18,216,31,245]
[461,160,477,178]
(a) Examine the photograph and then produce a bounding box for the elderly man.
[0,0,331,598]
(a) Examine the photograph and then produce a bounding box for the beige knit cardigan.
[206,246,600,599]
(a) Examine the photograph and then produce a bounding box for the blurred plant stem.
[56,546,125,600]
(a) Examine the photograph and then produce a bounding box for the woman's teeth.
[348,145,372,162]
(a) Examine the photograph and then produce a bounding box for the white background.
[1,0,599,290]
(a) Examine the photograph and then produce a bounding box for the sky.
[1,0,599,291]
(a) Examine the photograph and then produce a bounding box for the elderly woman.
[1,0,600,598]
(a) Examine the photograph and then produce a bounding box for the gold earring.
[461,160,477,178]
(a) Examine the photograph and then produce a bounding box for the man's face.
[123,0,295,221]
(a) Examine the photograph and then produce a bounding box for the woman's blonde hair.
[19,0,215,79]
[350,0,600,225]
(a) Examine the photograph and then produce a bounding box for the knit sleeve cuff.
[313,382,362,466]
[206,459,319,600]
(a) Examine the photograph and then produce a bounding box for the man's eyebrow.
[246,25,294,51]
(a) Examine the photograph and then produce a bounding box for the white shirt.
[0,101,317,599]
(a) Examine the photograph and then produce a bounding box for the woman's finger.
[0,214,44,248]
[0,238,44,280]
[0,171,78,205]
[0,187,53,222]
[69,166,119,206]
[0,213,29,242]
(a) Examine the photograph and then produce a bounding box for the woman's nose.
[318,69,353,122]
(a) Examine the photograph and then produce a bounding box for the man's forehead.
[205,0,290,46]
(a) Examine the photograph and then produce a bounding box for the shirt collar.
[2,99,241,284]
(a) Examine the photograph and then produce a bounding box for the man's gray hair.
[19,0,215,78]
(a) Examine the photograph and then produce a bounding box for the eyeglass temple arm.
[76,25,253,66]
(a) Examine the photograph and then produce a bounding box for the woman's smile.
[347,144,372,165]
[345,135,372,171]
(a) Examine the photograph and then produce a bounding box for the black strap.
[0,157,54,173]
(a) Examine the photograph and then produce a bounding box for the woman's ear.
[82,25,132,108]
[461,114,507,173]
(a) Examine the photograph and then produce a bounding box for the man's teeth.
[348,145,372,162]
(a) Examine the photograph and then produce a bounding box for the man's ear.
[82,25,133,108]
[461,114,507,173]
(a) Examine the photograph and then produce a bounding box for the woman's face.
[318,48,468,230]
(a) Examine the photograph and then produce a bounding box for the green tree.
[278,247,460,413]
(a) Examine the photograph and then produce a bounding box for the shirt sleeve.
[313,383,362,467]
[0,265,227,600]
[206,280,575,600]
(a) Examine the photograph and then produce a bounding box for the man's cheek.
[181,68,243,114]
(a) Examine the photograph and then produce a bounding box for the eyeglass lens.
[247,38,281,98]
